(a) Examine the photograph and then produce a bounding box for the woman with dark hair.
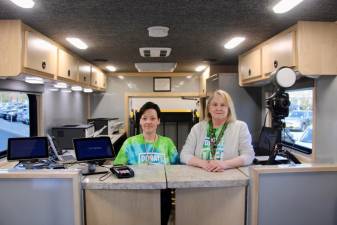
[114,101,178,165]
[114,101,178,225]
[180,90,255,172]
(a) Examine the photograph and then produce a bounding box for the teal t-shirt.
[113,134,179,165]
[200,123,226,160]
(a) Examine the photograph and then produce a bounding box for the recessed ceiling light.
[117,75,124,80]
[66,37,88,50]
[9,0,35,8]
[25,76,44,84]
[106,65,117,72]
[224,37,246,49]
[71,86,83,91]
[147,26,169,37]
[195,65,207,72]
[54,82,67,89]
[273,0,303,14]
[83,88,93,93]
[61,89,72,93]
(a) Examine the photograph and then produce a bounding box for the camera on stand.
[265,67,300,165]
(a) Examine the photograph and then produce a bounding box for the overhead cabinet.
[58,49,79,81]
[24,31,58,75]
[0,20,106,91]
[239,21,337,86]
[78,60,91,85]
[239,48,262,81]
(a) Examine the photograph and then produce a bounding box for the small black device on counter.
[110,165,134,178]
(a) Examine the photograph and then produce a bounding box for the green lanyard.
[209,121,228,160]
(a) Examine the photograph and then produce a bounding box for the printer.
[51,124,95,151]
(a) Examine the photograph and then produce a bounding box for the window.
[0,91,37,157]
[282,88,313,154]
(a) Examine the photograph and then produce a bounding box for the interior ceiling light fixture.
[135,62,177,72]
[25,76,44,84]
[106,65,117,72]
[61,89,72,93]
[71,86,83,91]
[273,0,303,14]
[9,0,35,8]
[195,65,207,72]
[66,37,88,50]
[147,26,169,37]
[54,82,67,89]
[83,88,93,93]
[117,75,125,80]
[224,37,246,49]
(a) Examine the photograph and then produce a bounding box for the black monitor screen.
[73,137,113,161]
[7,137,49,161]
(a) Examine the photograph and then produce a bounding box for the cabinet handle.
[67,70,71,77]
[274,60,278,68]
[84,77,86,81]
[42,61,46,70]
[248,69,251,76]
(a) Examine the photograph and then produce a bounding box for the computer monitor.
[7,137,49,161]
[73,136,114,162]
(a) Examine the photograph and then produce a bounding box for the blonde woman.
[180,90,255,172]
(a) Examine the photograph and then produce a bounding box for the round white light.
[274,67,297,88]
[147,26,169,37]
[10,0,35,8]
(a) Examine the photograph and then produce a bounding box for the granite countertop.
[82,164,166,190]
[165,165,249,188]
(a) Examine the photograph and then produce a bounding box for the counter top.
[82,165,166,190]
[165,165,249,188]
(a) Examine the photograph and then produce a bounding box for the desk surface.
[82,165,166,190]
[165,165,249,188]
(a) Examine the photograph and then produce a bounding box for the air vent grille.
[139,47,171,57]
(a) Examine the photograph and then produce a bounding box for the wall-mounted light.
[66,37,88,50]
[25,76,44,84]
[9,0,35,8]
[71,86,83,91]
[106,65,117,72]
[54,82,67,89]
[224,37,245,49]
[195,65,207,72]
[273,0,303,14]
[83,88,93,93]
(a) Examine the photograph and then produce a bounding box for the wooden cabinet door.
[58,49,78,81]
[262,31,296,75]
[98,71,107,89]
[91,66,99,87]
[78,60,91,85]
[24,31,57,75]
[239,48,261,81]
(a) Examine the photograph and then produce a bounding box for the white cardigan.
[180,120,255,165]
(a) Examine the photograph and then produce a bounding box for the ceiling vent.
[135,62,177,72]
[139,47,172,57]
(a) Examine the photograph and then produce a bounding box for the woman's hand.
[200,160,225,172]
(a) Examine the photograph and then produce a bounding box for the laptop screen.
[7,137,49,161]
[73,137,114,161]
